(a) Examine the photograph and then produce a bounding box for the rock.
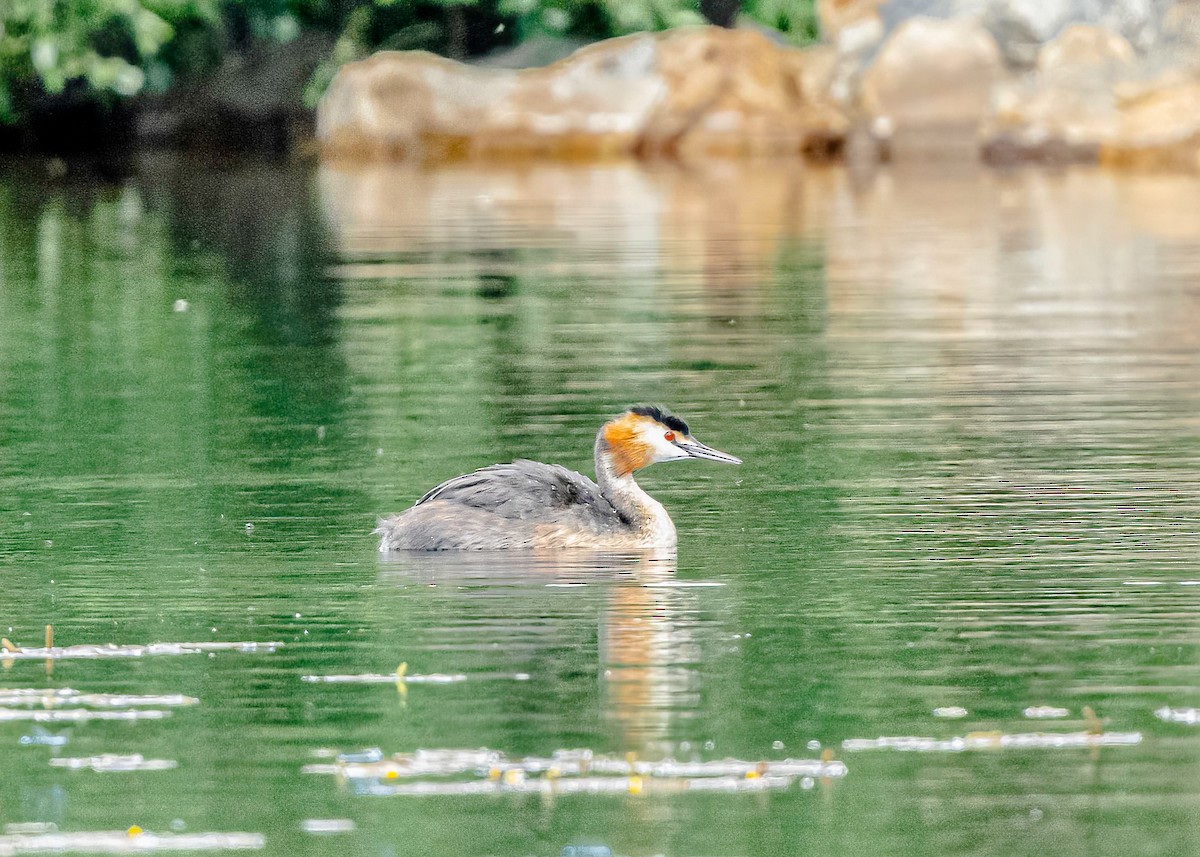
[981,0,1077,66]
[821,0,1194,168]
[818,0,887,43]
[981,23,1200,166]
[1037,23,1136,75]
[1162,0,1200,46]
[1100,79,1200,168]
[318,40,655,160]
[1090,0,1170,51]
[859,17,1004,151]
[640,29,847,157]
[983,24,1134,160]
[318,27,848,161]
[869,0,1170,67]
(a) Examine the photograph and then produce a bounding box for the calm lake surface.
[2,154,1200,856]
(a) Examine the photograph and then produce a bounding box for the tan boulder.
[1101,80,1200,169]
[984,24,1200,168]
[859,17,1004,151]
[817,0,884,40]
[317,38,661,160]
[642,30,848,157]
[1163,0,1200,47]
[1037,23,1136,77]
[318,27,848,161]
[984,24,1134,162]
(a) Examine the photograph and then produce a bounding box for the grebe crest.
[376,405,741,551]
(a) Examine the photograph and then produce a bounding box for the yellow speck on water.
[384,769,398,780]
[627,776,643,795]
[126,826,143,837]
[745,770,760,779]
[395,662,408,678]
[487,767,501,780]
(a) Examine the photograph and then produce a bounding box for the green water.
[2,155,1200,856]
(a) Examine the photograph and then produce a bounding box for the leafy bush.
[0,0,217,122]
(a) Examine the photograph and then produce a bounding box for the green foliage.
[0,0,219,122]
[745,0,819,41]
[496,0,705,38]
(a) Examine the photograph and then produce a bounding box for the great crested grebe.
[376,406,741,551]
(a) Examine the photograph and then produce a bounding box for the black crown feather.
[629,405,689,435]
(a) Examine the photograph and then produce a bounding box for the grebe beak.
[679,437,742,465]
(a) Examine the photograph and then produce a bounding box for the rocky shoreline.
[318,0,1200,168]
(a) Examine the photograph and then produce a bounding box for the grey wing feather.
[415,460,623,524]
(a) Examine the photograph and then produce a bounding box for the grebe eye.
[664,431,676,442]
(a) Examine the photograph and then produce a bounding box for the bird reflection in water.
[378,548,712,748]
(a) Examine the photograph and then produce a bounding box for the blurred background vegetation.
[0,0,818,151]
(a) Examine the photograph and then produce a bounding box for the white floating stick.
[49,755,178,772]
[842,731,1141,752]
[303,747,847,782]
[1155,706,1200,724]
[0,689,198,708]
[0,830,263,853]
[0,641,281,661]
[0,709,171,723]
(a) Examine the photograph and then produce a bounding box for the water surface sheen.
[2,156,1200,856]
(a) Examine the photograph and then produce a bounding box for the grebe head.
[600,406,742,477]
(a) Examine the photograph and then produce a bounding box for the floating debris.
[299,819,356,834]
[0,709,170,723]
[0,641,281,661]
[2,825,56,836]
[932,707,968,719]
[300,671,529,685]
[842,732,1141,753]
[0,830,263,854]
[301,673,464,685]
[641,580,725,588]
[303,746,847,794]
[18,727,69,747]
[335,748,384,764]
[353,774,796,796]
[49,754,177,772]
[0,689,198,708]
[1024,706,1070,719]
[304,747,499,777]
[561,847,611,857]
[1155,706,1200,725]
